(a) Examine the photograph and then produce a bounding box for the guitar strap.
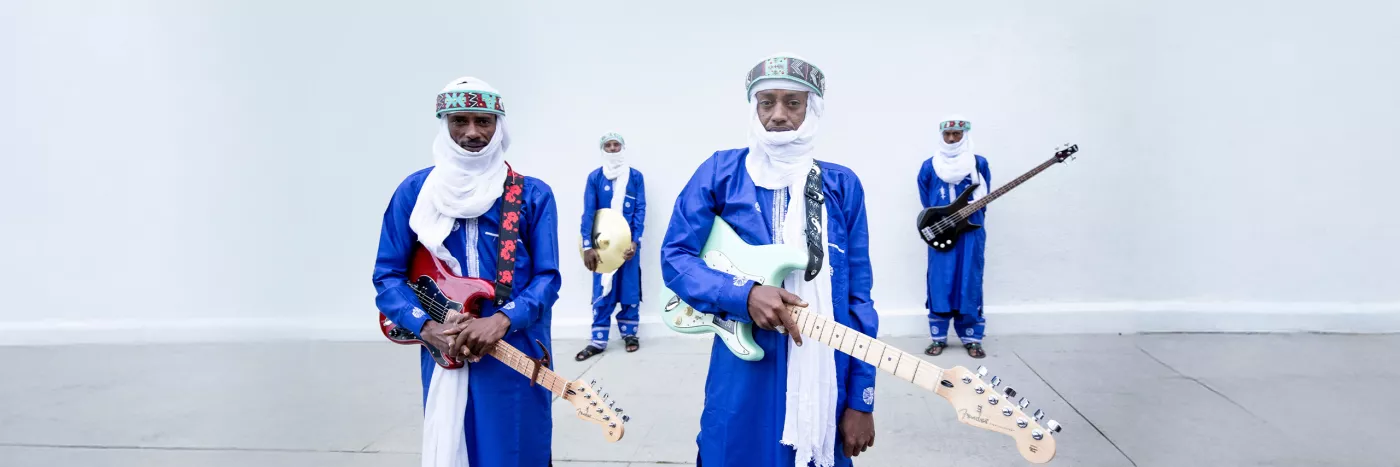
[494,165,525,307]
[802,163,825,282]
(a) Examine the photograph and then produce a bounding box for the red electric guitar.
[378,246,629,442]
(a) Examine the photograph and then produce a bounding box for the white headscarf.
[410,76,510,467]
[600,132,628,181]
[931,114,987,199]
[744,53,840,467]
[410,77,511,275]
[596,132,629,298]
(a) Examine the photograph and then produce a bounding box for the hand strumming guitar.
[745,285,806,346]
[839,408,876,458]
[583,249,600,271]
[449,312,512,359]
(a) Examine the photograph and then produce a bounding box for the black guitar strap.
[494,165,525,307]
[802,163,825,282]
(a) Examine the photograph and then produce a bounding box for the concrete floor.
[1,334,1397,467]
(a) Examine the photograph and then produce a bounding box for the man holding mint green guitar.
[660,54,879,467]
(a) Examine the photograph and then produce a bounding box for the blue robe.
[660,149,879,467]
[373,167,561,467]
[580,168,646,345]
[918,156,991,342]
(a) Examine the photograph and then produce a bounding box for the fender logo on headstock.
[959,406,990,425]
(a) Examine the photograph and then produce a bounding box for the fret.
[853,334,872,362]
[910,361,942,391]
[828,324,851,353]
[797,308,816,336]
[487,342,567,397]
[894,352,922,382]
[875,342,900,373]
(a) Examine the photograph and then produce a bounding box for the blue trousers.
[590,295,638,348]
[928,309,985,343]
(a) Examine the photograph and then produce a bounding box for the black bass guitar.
[917,144,1078,251]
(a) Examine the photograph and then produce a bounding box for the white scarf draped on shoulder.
[409,76,512,467]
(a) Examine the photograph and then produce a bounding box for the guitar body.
[379,246,495,369]
[917,183,983,252]
[658,218,808,361]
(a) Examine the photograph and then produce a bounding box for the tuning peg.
[603,415,611,421]
[609,422,617,428]
[1033,409,1045,421]
[602,392,610,400]
[1002,386,1017,399]
[614,407,623,414]
[1016,417,1029,429]
[608,400,615,408]
[1018,397,1030,409]
[987,395,1000,405]
[960,375,972,385]
[622,415,631,423]
[974,385,986,394]
[989,375,1001,388]
[1046,420,1062,433]
[1001,407,1013,417]
[595,408,604,414]
[976,366,988,378]
[590,401,598,407]
[1032,429,1044,441]
[589,379,597,386]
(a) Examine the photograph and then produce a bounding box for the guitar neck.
[791,307,947,391]
[956,155,1060,219]
[487,341,571,397]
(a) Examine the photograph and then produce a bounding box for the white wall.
[3,0,1399,344]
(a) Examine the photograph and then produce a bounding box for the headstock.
[1053,143,1079,163]
[935,366,1059,464]
[562,378,627,442]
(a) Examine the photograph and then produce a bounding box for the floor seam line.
[1013,350,1139,467]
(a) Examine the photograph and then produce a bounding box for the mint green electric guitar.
[659,218,807,361]
[658,217,1061,464]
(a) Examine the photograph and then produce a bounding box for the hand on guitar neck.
[745,285,807,345]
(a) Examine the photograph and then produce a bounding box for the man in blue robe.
[372,77,561,467]
[918,116,991,359]
[660,54,878,467]
[577,132,646,360]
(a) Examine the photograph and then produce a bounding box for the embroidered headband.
[940,119,971,132]
[435,90,505,118]
[745,56,826,101]
[599,132,625,148]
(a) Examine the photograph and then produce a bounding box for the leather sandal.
[925,341,947,356]
[964,342,986,359]
[575,344,604,362]
[623,335,640,353]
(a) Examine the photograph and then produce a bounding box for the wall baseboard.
[3,302,1397,346]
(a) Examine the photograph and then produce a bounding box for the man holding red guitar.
[372,77,562,467]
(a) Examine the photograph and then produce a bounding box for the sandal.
[575,344,604,362]
[623,336,640,353]
[964,342,986,359]
[925,341,947,356]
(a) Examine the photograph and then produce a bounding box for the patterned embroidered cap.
[940,119,971,132]
[599,132,625,149]
[745,55,826,101]
[435,76,506,118]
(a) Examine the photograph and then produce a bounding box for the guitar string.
[786,306,944,381]
[926,157,1059,235]
[404,290,568,394]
